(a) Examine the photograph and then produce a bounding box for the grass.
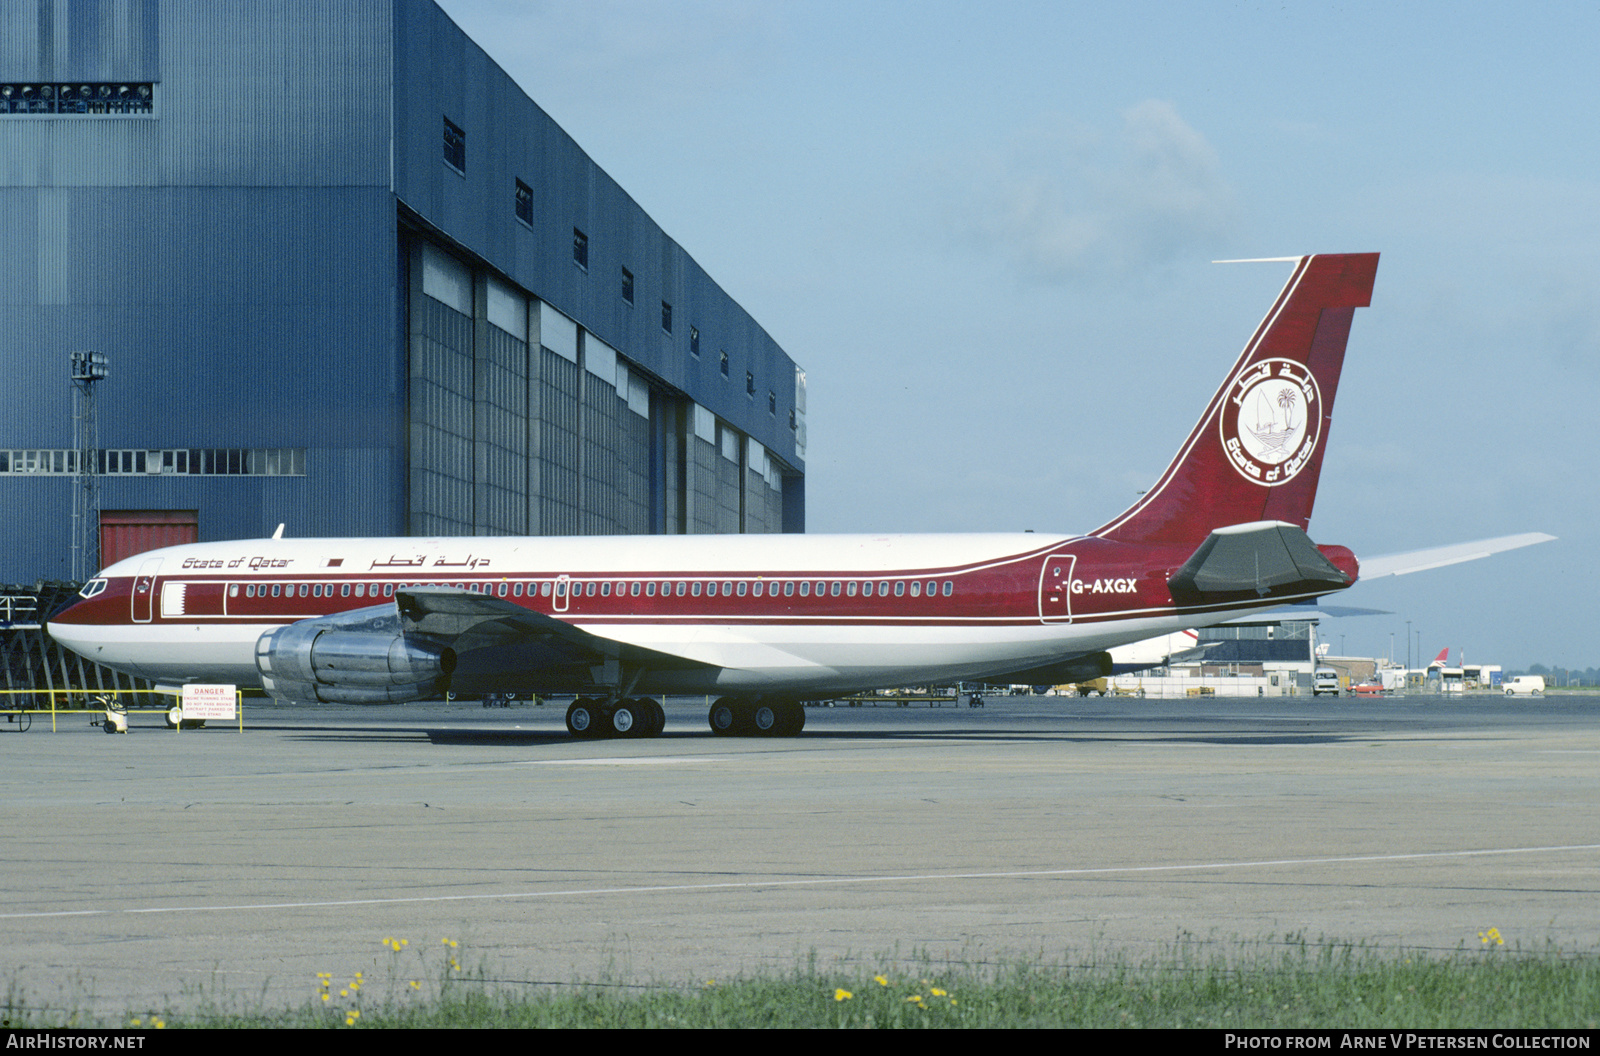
[4,935,1598,1029]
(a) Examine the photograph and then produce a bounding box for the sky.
[435,0,1600,671]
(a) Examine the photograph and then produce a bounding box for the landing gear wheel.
[708,698,743,736]
[775,700,806,736]
[751,703,779,735]
[758,700,804,737]
[566,698,602,739]
[608,700,638,737]
[638,698,666,738]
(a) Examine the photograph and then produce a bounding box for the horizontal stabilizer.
[1168,521,1350,598]
[1357,533,1556,579]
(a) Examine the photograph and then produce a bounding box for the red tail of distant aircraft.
[47,253,1551,738]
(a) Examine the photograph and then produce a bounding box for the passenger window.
[895,581,906,597]
[799,582,809,597]
[541,582,552,597]
[384,584,394,597]
[722,581,733,596]
[676,582,686,596]
[340,584,349,597]
[830,581,841,596]
[692,582,702,597]
[943,580,953,596]
[784,582,793,596]
[926,581,936,596]
[647,582,656,597]
[737,581,747,597]
[631,581,641,596]
[299,584,309,597]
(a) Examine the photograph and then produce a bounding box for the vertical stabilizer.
[1093,253,1379,547]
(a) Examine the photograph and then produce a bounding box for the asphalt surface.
[2,693,1597,1017]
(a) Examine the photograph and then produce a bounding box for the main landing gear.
[707,697,806,737]
[565,696,666,739]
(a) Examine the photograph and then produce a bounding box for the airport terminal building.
[0,0,806,587]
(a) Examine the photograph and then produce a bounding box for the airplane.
[46,253,1552,740]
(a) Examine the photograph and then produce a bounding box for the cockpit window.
[79,578,108,599]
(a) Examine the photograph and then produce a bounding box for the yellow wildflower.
[834,988,853,1001]
[874,975,888,986]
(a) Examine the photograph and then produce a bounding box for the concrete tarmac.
[2,694,1598,1017]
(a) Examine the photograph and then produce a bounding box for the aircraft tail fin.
[1093,253,1379,548]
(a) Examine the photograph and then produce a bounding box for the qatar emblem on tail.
[47,253,1553,739]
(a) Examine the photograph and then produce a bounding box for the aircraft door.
[1038,553,1076,624]
[132,557,162,623]
[553,574,571,613]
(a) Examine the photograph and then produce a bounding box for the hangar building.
[0,0,806,587]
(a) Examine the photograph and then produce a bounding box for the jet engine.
[255,604,455,704]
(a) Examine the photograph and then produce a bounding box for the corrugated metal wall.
[0,0,803,584]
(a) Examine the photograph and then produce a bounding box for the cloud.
[965,100,1237,280]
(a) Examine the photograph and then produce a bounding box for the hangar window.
[719,351,729,377]
[515,180,534,226]
[621,268,634,304]
[746,371,756,397]
[572,228,588,269]
[690,327,700,356]
[442,116,466,173]
[661,301,673,334]
[769,391,777,415]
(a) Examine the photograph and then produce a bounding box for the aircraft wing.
[1358,533,1555,580]
[396,586,715,684]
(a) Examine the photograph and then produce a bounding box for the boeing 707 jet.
[46,253,1551,738]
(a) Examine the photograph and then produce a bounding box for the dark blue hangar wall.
[0,0,806,585]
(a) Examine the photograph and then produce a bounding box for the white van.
[1504,675,1545,697]
[1313,668,1341,696]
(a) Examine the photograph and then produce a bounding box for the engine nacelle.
[255,604,456,705]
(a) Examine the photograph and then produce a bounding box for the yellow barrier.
[0,687,245,733]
